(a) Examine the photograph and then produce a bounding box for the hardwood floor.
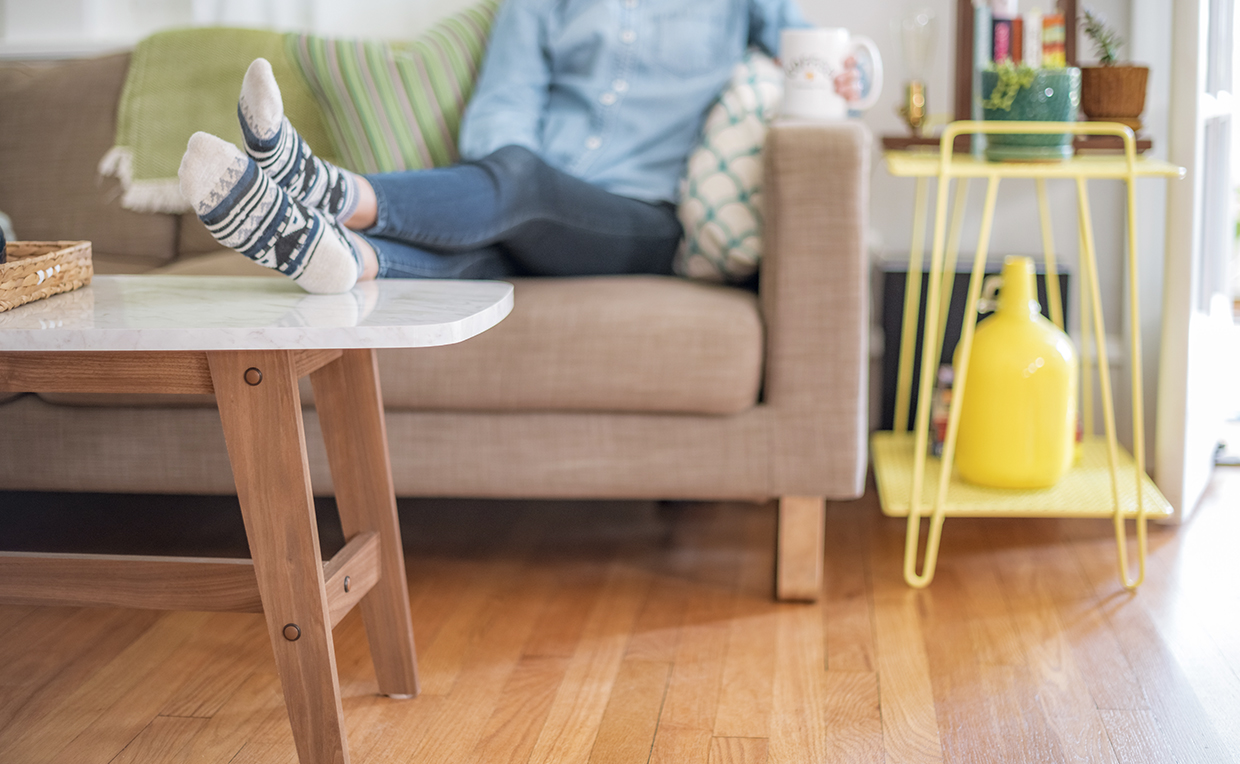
[1,469,1238,763]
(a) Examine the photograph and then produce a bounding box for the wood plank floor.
[1,468,1238,763]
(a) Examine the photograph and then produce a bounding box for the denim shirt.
[459,0,810,203]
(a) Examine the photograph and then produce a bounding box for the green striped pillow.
[286,0,499,175]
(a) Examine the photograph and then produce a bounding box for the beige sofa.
[0,52,870,600]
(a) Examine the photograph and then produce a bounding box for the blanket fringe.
[98,146,192,214]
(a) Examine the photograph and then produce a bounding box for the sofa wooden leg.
[776,496,825,602]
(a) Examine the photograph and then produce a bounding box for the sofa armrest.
[760,120,871,497]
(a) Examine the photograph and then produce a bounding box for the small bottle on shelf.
[930,364,954,457]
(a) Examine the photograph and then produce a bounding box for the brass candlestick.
[898,80,928,136]
[892,7,936,137]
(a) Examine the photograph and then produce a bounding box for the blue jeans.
[361,146,683,279]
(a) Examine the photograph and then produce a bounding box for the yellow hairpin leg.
[1123,171,1149,589]
[935,179,972,360]
[1078,222,1095,442]
[898,178,969,435]
[894,177,930,433]
[1035,178,1064,331]
[905,175,1002,588]
[905,166,955,586]
[1076,177,1145,589]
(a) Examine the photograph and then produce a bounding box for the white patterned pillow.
[674,51,784,283]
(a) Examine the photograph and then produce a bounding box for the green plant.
[982,62,1037,111]
[1081,7,1124,65]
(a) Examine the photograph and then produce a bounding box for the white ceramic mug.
[780,28,884,120]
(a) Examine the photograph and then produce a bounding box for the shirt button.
[612,79,628,92]
[599,91,618,105]
[624,0,638,7]
[585,136,602,150]
[620,29,636,44]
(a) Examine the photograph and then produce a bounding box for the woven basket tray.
[0,241,93,313]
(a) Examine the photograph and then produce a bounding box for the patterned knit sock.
[178,132,361,294]
[238,58,361,222]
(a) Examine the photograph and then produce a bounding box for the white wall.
[1,0,195,55]
[0,0,474,55]
[308,0,478,39]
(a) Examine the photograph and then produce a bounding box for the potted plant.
[1079,8,1149,131]
[981,62,1081,161]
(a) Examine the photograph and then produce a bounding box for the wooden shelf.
[881,134,1154,154]
[881,135,972,152]
[1074,134,1154,153]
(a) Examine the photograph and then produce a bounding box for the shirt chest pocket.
[651,8,729,77]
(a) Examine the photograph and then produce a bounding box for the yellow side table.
[873,121,1185,590]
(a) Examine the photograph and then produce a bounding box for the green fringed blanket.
[99,27,336,214]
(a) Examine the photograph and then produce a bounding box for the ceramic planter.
[1080,65,1149,131]
[981,67,1081,162]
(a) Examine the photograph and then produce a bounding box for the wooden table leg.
[209,350,349,764]
[311,348,420,698]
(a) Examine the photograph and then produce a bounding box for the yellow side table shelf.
[872,434,1173,519]
[875,121,1184,590]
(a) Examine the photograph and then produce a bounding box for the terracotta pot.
[1080,65,1149,131]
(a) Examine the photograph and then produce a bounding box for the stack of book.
[976,0,1067,71]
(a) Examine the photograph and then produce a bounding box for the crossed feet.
[178,59,380,294]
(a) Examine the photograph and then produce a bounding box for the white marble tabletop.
[0,276,514,352]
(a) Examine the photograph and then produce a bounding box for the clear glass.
[891,7,938,78]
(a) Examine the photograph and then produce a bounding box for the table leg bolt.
[244,367,263,386]
[282,623,301,641]
[343,575,351,593]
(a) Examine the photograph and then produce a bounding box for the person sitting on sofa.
[177,0,861,294]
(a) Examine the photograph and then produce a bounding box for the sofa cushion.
[92,252,173,274]
[38,251,764,415]
[370,275,763,415]
[0,54,178,266]
[179,213,231,258]
[154,248,284,278]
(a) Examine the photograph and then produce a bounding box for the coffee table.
[0,275,514,764]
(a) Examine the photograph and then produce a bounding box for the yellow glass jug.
[954,256,1077,489]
